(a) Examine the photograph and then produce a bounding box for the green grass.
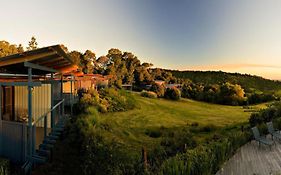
[98,94,266,151]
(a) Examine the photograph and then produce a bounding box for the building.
[0,45,76,173]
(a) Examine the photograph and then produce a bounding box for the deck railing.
[30,99,65,156]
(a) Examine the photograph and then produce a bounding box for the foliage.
[164,87,181,100]
[140,90,157,98]
[150,83,165,97]
[181,81,248,105]
[170,70,281,94]
[0,40,23,57]
[249,101,281,126]
[26,36,38,51]
[69,50,96,74]
[77,88,137,113]
[161,131,251,175]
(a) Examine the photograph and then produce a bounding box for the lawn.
[98,94,266,151]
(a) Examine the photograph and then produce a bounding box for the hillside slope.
[170,70,281,93]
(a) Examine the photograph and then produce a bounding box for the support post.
[0,85,2,120]
[61,74,64,118]
[28,67,33,159]
[32,125,36,155]
[70,75,73,116]
[0,85,2,154]
[44,115,47,138]
[51,73,54,128]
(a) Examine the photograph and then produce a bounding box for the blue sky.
[1,0,281,79]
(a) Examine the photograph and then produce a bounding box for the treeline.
[170,70,281,93]
[1,38,280,106]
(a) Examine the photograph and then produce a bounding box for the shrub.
[150,83,165,97]
[164,87,181,100]
[249,101,281,126]
[140,90,157,98]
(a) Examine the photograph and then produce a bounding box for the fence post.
[142,147,148,171]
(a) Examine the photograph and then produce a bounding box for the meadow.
[99,93,265,151]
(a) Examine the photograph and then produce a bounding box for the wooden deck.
[217,136,281,175]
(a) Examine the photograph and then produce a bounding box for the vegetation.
[1,39,280,106]
[140,91,158,98]
[249,101,281,127]
[170,70,281,94]
[75,88,137,113]
[34,93,267,175]
[164,87,181,100]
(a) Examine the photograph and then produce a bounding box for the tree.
[26,36,38,51]
[83,50,96,74]
[0,41,22,57]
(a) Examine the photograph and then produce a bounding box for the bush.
[249,102,281,126]
[164,87,181,100]
[77,88,137,113]
[140,90,157,98]
[150,83,165,97]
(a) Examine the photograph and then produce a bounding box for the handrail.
[32,99,65,126]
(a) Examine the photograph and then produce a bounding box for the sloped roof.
[0,45,74,75]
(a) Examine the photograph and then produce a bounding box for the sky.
[1,0,281,79]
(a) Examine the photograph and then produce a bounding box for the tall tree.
[26,36,38,51]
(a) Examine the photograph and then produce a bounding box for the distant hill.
[169,70,281,93]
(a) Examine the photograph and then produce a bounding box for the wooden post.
[142,147,148,171]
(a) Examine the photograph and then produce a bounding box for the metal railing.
[31,99,65,154]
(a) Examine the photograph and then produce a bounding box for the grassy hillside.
[98,93,266,150]
[33,93,268,175]
[170,70,281,93]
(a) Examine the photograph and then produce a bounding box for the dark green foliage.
[161,131,251,175]
[247,93,277,104]
[181,81,247,105]
[164,87,181,100]
[249,102,281,126]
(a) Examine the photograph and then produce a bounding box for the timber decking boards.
[217,136,281,175]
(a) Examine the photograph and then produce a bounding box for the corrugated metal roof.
[0,45,74,75]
